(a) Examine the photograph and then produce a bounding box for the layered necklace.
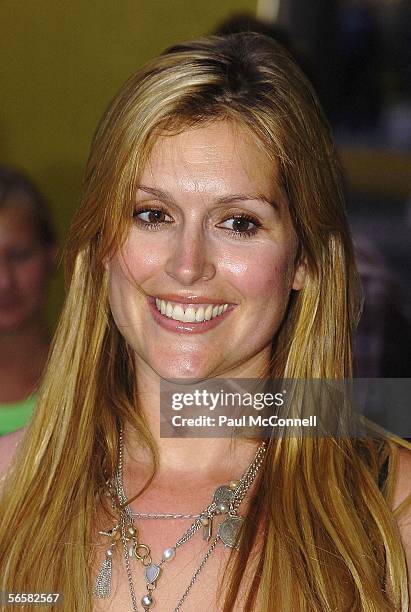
[94,428,267,611]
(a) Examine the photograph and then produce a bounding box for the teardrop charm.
[93,554,113,598]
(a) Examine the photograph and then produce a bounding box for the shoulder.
[0,427,26,481]
[391,443,411,597]
[392,444,411,512]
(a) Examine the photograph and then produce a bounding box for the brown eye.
[231,217,253,232]
[218,214,261,238]
[133,207,173,227]
[146,210,166,223]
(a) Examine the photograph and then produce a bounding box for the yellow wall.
[0,0,256,324]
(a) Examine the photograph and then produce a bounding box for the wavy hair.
[1,32,410,611]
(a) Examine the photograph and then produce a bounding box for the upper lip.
[150,293,234,305]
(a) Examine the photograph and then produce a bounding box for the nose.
[164,225,216,286]
[0,256,15,291]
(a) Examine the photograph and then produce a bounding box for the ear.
[102,252,113,272]
[292,256,308,291]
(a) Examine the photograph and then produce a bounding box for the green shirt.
[0,393,36,436]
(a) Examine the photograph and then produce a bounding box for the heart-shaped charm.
[218,516,243,549]
[145,563,161,584]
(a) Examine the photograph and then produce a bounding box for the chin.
[151,353,218,382]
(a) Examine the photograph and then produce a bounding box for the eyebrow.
[136,185,280,210]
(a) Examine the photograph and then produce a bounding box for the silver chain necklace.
[94,428,267,611]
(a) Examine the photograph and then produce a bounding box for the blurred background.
[0,0,410,383]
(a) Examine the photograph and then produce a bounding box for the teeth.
[172,304,184,321]
[154,299,229,323]
[195,307,205,322]
[183,306,196,322]
[204,305,213,321]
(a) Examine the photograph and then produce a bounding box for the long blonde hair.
[1,33,410,611]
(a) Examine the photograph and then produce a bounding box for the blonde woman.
[1,33,410,611]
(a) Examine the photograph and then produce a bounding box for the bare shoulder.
[392,444,411,512]
[391,443,411,599]
[0,427,26,480]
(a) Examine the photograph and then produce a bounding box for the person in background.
[353,232,411,378]
[0,167,57,435]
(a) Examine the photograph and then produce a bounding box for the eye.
[132,207,262,238]
[217,214,261,238]
[7,249,34,262]
[133,206,173,229]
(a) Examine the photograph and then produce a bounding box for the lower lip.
[147,297,235,334]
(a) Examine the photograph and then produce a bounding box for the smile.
[155,298,228,323]
[147,296,235,334]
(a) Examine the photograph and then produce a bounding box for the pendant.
[200,513,213,541]
[213,485,234,506]
[94,526,120,598]
[218,516,243,549]
[93,554,113,598]
[145,563,161,585]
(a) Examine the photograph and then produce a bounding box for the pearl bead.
[218,502,229,513]
[229,480,239,490]
[106,548,113,557]
[128,526,136,536]
[162,547,175,561]
[141,593,154,607]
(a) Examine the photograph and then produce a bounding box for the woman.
[1,33,410,611]
[0,167,56,435]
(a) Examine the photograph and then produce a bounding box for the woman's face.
[106,120,306,379]
[0,196,55,334]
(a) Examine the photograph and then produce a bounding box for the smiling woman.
[107,121,305,381]
[0,33,410,612]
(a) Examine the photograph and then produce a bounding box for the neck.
[124,352,269,483]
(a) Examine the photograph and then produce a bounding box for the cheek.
[219,244,295,304]
[120,234,163,282]
[107,245,149,326]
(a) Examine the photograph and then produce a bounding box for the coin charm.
[213,485,234,506]
[217,516,243,549]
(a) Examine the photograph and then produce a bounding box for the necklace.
[94,428,267,611]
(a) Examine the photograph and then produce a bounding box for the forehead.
[140,120,280,199]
